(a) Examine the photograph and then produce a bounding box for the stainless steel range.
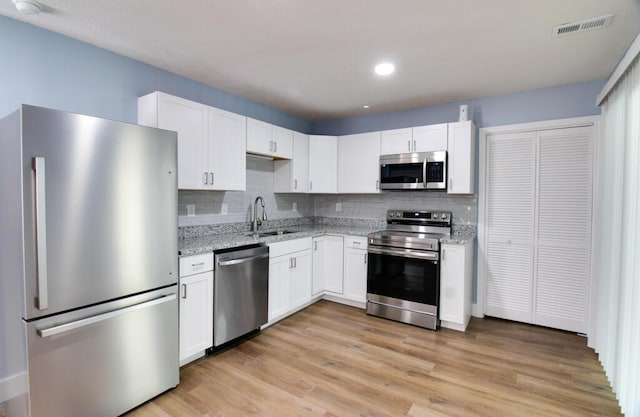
[366,209,451,330]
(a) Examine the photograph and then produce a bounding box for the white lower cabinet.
[312,235,344,295]
[439,241,474,331]
[343,236,368,304]
[268,238,312,323]
[178,253,214,365]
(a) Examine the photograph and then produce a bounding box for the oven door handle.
[368,246,439,261]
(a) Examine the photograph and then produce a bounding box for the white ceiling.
[1,1,639,121]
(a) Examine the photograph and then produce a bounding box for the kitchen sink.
[245,230,298,238]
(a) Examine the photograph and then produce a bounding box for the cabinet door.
[322,236,345,294]
[447,121,476,194]
[268,255,291,321]
[338,132,381,193]
[292,131,309,192]
[343,247,367,303]
[272,125,294,159]
[439,244,466,325]
[208,107,246,191]
[246,117,273,156]
[413,123,448,152]
[157,94,208,190]
[290,250,312,308]
[179,271,213,364]
[380,128,413,155]
[309,135,338,193]
[311,238,324,295]
[274,132,309,193]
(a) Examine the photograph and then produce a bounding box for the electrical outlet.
[186,204,196,217]
[221,204,228,215]
[336,203,342,212]
[292,202,297,212]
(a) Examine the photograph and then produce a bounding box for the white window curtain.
[591,36,640,416]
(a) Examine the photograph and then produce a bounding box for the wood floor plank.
[127,300,621,417]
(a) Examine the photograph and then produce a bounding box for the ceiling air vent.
[553,15,613,37]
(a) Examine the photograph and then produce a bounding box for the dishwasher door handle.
[217,252,269,267]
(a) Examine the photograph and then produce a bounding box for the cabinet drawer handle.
[413,140,416,151]
[449,178,452,189]
[181,283,187,299]
[313,241,318,251]
[294,179,297,190]
[408,140,411,152]
[210,172,214,184]
[442,249,445,261]
[274,141,277,153]
[364,253,367,264]
[269,140,273,152]
[376,179,379,190]
[192,262,205,269]
[309,181,313,191]
[203,172,208,184]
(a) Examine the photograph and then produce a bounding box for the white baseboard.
[321,294,366,309]
[472,303,484,318]
[0,372,28,403]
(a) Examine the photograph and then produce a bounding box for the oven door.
[366,246,440,310]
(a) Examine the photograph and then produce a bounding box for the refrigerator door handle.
[33,157,49,310]
[37,293,177,338]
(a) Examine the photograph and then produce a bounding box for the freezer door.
[20,105,178,319]
[26,287,179,417]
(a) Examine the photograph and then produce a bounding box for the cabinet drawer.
[269,237,312,258]
[179,253,214,277]
[344,236,367,249]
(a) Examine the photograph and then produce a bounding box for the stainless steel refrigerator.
[0,105,179,417]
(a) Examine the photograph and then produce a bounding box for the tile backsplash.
[179,156,477,230]
[313,192,477,226]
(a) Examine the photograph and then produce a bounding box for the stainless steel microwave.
[379,151,447,190]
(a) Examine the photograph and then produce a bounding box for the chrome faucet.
[252,196,267,232]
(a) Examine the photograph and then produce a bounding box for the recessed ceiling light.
[363,105,370,109]
[374,62,395,76]
[12,0,41,14]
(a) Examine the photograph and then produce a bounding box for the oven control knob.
[389,212,395,217]
[396,211,402,217]
[441,213,447,219]
[433,213,439,219]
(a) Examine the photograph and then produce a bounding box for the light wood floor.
[128,300,621,417]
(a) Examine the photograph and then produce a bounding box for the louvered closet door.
[534,127,593,333]
[485,132,536,323]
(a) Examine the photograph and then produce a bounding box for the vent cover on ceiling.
[553,14,613,36]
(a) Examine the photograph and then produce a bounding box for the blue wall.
[313,80,604,135]
[0,16,313,132]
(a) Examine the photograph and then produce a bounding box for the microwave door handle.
[423,159,428,188]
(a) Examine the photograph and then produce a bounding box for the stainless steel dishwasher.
[213,244,269,347]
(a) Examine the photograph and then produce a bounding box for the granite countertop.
[178,224,383,256]
[440,231,476,245]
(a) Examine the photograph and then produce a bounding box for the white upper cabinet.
[338,132,381,193]
[413,123,448,152]
[138,92,246,191]
[208,107,246,191]
[247,118,293,159]
[139,92,208,190]
[380,128,413,154]
[274,131,309,193]
[380,123,448,155]
[447,120,476,194]
[308,135,338,193]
